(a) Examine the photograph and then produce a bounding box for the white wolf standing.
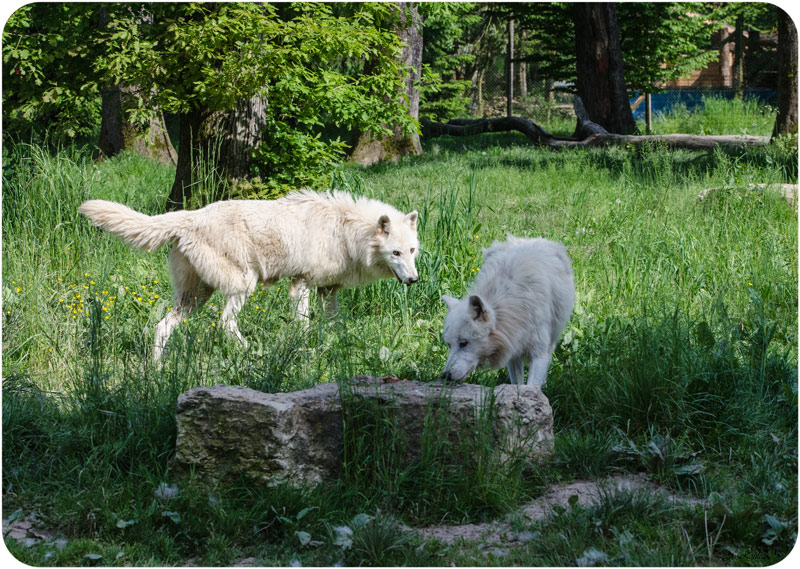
[78,190,420,361]
[440,236,574,387]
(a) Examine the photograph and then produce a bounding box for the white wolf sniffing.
[79,190,420,360]
[441,236,574,387]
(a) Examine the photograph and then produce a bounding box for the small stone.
[154,482,179,501]
[517,530,537,543]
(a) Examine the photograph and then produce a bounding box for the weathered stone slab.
[174,377,553,486]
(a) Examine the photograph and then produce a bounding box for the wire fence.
[458,23,778,125]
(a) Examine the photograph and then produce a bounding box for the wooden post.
[645,93,652,134]
[518,29,527,100]
[507,18,514,117]
[478,68,485,117]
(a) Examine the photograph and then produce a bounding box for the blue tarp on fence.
[630,88,777,119]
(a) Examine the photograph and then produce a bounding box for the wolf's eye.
[458,340,469,349]
[410,248,416,254]
[392,250,401,256]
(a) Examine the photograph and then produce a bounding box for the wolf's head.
[374,211,420,285]
[440,294,497,382]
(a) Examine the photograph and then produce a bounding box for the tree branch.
[421,116,557,145]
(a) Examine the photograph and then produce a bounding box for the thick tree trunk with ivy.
[97,85,177,165]
[350,2,422,166]
[772,8,798,140]
[572,2,636,136]
[167,94,268,209]
[207,94,269,180]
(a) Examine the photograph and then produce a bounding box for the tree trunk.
[400,2,423,134]
[96,6,176,165]
[477,67,486,116]
[97,85,177,165]
[350,2,422,166]
[746,28,760,87]
[772,8,798,139]
[97,85,125,159]
[518,30,527,99]
[572,2,636,135]
[167,94,268,209]
[506,18,514,117]
[733,14,745,99]
[206,94,268,180]
[714,25,735,88]
[168,109,205,209]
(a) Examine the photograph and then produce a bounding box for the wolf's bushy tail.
[78,200,191,252]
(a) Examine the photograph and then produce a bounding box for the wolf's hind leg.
[154,249,213,361]
[527,353,553,387]
[154,311,181,362]
[506,356,525,384]
[154,292,211,361]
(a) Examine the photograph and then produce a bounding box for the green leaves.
[161,510,181,524]
[761,514,788,546]
[3,1,411,168]
[95,2,405,122]
[3,3,103,141]
[618,3,722,92]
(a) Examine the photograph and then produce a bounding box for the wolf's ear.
[378,215,392,235]
[468,294,492,322]
[404,211,418,231]
[441,295,459,311]
[377,214,391,235]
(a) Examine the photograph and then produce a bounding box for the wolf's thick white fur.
[79,190,419,360]
[441,235,574,387]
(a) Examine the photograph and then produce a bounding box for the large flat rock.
[174,377,553,486]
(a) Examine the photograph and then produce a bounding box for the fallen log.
[566,132,770,150]
[421,116,556,145]
[421,97,771,151]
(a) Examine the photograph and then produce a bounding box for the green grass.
[644,95,778,136]
[3,99,798,565]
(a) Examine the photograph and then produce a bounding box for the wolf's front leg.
[506,356,525,384]
[154,309,183,362]
[289,278,310,324]
[154,280,213,361]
